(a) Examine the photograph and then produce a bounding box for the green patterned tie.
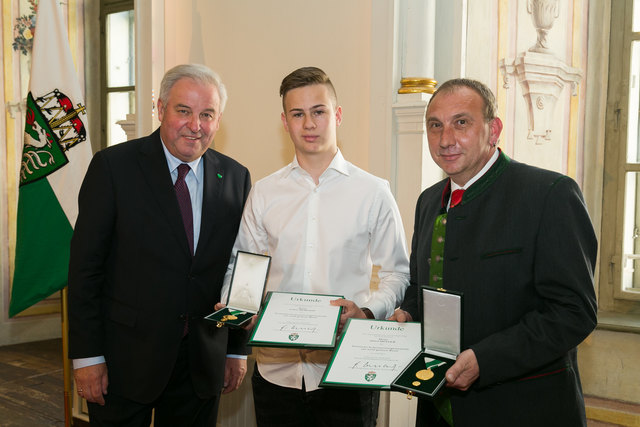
[428,212,454,426]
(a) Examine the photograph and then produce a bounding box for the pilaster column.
[398,0,437,94]
[392,0,441,239]
[135,0,164,137]
[392,94,442,239]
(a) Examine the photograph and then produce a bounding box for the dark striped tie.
[175,163,194,255]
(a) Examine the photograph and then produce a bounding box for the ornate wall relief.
[499,0,582,145]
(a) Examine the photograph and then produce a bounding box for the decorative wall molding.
[116,113,137,142]
[500,51,581,144]
[499,0,582,144]
[398,78,437,94]
[527,0,559,53]
[5,100,26,119]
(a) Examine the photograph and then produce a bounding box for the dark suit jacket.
[68,129,251,403]
[401,151,597,427]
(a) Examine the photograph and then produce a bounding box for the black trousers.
[87,337,220,427]
[416,399,450,427]
[251,362,379,427]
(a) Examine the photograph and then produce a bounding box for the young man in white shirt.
[224,67,410,426]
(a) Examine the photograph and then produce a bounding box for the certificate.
[320,319,422,389]
[248,291,343,349]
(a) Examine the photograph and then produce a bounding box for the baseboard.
[585,396,640,427]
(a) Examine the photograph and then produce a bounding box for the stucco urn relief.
[499,0,581,144]
[528,0,560,53]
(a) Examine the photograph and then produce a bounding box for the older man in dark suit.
[68,64,251,426]
[393,78,597,427]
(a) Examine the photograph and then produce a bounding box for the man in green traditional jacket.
[394,78,597,427]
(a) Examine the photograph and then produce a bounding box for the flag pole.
[61,287,73,427]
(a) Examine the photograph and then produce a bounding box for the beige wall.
[162,0,375,182]
[580,329,640,403]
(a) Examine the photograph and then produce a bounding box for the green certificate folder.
[248,291,343,349]
[320,318,421,389]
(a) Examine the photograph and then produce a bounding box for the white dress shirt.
[223,150,410,391]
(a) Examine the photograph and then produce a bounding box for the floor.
[0,338,66,427]
[0,339,633,427]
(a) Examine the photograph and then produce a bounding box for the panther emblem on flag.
[20,89,87,185]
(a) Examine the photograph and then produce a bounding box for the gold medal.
[217,313,239,327]
[415,369,434,381]
[412,381,421,387]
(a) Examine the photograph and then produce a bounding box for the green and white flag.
[9,0,93,317]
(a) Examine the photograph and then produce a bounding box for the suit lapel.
[138,130,193,257]
[197,149,222,257]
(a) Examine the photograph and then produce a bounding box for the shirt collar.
[285,149,349,179]
[160,138,203,179]
[326,149,349,176]
[451,148,500,191]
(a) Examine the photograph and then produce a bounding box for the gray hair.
[428,78,498,122]
[159,64,228,113]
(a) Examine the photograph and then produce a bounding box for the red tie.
[450,189,465,208]
[175,164,194,255]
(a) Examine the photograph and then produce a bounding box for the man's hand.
[330,298,368,333]
[242,314,258,330]
[74,363,109,405]
[445,349,479,391]
[222,357,247,394]
[388,308,413,322]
